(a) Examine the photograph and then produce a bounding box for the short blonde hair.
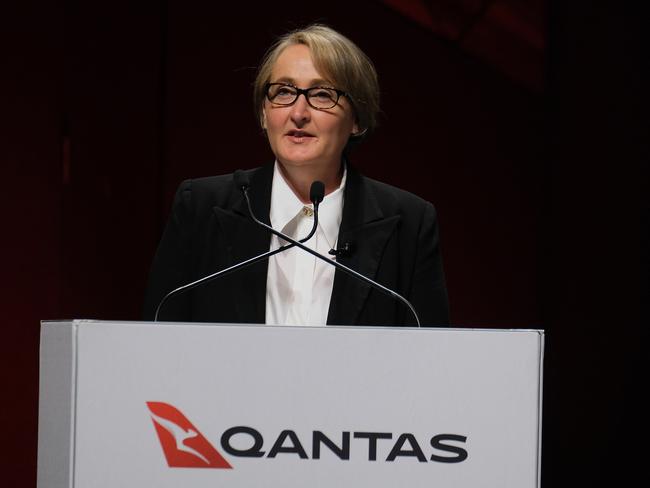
[253,24,380,141]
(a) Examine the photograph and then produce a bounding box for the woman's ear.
[351,123,367,139]
[261,109,267,130]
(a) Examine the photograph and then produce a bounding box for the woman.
[143,24,449,326]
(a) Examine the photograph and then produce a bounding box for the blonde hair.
[253,24,380,141]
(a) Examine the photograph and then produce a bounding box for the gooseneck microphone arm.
[240,182,422,327]
[153,177,325,322]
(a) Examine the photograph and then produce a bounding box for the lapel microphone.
[153,171,322,322]
[328,242,352,257]
[238,172,421,327]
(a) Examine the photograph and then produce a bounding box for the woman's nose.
[289,93,311,125]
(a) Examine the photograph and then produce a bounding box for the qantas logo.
[146,402,232,469]
[147,401,468,469]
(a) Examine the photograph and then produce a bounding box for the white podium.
[38,320,543,487]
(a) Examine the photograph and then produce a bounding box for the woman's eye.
[312,90,334,100]
[276,88,294,96]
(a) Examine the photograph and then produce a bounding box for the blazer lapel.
[327,166,400,325]
[212,164,273,324]
[210,163,399,326]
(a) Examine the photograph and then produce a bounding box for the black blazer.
[143,163,449,326]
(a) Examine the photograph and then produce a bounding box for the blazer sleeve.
[409,202,450,326]
[142,180,194,321]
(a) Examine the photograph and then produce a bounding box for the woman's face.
[262,44,358,174]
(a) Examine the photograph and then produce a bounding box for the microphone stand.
[241,186,421,327]
[153,183,323,322]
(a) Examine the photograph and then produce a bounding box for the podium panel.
[38,320,543,487]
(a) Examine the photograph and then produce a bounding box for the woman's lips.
[286,130,315,143]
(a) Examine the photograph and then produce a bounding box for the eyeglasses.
[265,82,350,110]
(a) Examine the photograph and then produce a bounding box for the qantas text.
[220,427,468,463]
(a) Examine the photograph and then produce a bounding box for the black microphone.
[153,171,324,322]
[328,242,352,257]
[239,182,421,327]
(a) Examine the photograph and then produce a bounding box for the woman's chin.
[277,153,321,168]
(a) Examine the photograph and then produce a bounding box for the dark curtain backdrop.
[1,1,642,486]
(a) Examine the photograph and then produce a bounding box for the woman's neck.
[277,161,343,204]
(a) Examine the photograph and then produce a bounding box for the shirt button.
[302,206,314,217]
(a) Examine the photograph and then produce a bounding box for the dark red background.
[1,1,643,486]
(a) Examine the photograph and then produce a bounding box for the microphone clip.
[328,242,353,257]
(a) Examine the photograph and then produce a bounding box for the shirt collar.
[269,161,346,246]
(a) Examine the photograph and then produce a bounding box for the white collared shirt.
[265,161,346,326]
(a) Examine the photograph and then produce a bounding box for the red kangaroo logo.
[146,401,232,469]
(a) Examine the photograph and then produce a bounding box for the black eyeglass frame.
[265,82,351,110]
